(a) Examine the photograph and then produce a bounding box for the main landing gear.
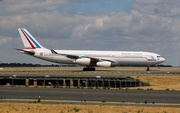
[146,66,150,71]
[83,67,95,71]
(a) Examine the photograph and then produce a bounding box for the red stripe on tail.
[21,29,35,49]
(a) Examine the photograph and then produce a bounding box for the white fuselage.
[16,28,166,71]
[31,48,165,66]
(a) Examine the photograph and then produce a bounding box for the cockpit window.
[157,56,161,58]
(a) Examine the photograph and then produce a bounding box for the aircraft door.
[147,56,155,61]
[147,56,152,60]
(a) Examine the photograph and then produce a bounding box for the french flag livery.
[18,28,43,49]
[16,28,165,71]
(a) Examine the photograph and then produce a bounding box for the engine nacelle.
[96,61,119,67]
[75,58,91,65]
[96,61,111,67]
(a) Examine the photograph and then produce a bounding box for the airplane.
[15,28,165,71]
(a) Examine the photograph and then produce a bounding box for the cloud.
[0,0,180,66]
[0,0,71,14]
[129,0,180,17]
[0,37,12,45]
[101,3,111,6]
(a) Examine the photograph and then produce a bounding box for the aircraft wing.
[51,49,79,59]
[50,49,115,62]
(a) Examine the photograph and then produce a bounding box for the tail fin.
[18,28,44,49]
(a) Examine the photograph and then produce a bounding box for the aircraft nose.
[161,57,165,62]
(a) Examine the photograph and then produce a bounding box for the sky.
[0,0,180,66]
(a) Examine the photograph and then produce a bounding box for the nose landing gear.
[147,66,150,71]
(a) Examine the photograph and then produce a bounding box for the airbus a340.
[15,28,165,71]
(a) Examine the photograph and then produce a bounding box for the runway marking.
[2,98,180,106]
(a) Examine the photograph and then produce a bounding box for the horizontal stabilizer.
[14,48,35,55]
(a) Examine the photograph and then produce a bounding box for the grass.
[72,107,80,112]
[53,85,59,88]
[147,88,153,90]
[130,75,180,91]
[0,103,180,113]
[102,100,106,103]
[144,100,148,104]
[137,88,144,90]
[0,97,5,99]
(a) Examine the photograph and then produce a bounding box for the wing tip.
[51,49,58,54]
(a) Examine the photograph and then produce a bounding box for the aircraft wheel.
[92,68,95,71]
[83,67,95,71]
[146,66,150,71]
[83,68,87,71]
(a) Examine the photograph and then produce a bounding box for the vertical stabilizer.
[18,28,44,49]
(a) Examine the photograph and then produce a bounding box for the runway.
[0,87,180,107]
[1,70,180,78]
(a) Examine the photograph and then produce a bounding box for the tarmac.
[0,70,179,78]
[0,87,180,107]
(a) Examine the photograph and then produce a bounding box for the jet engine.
[96,61,119,67]
[75,58,120,68]
[75,58,91,65]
